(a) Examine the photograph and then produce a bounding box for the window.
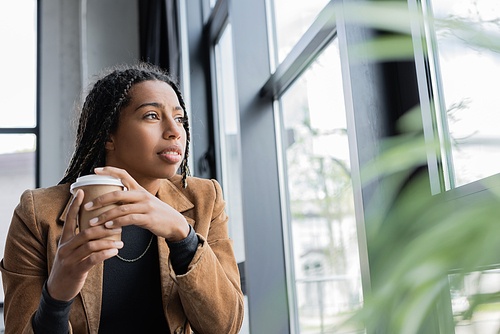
[421,0,500,189]
[279,39,363,333]
[414,0,500,331]
[448,269,500,332]
[213,22,246,265]
[191,0,500,332]
[0,0,38,302]
[264,1,365,332]
[271,0,330,64]
[209,8,249,333]
[195,0,368,332]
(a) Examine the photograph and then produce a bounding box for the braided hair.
[59,63,191,188]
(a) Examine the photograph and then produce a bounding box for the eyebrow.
[135,102,183,112]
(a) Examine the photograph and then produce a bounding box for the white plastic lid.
[70,175,125,194]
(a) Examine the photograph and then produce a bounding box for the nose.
[163,116,182,140]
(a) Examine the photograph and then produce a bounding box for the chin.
[162,169,181,180]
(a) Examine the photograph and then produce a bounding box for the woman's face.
[105,80,186,185]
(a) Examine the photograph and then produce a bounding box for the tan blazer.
[1,175,243,334]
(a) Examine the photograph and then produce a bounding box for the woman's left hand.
[84,167,190,242]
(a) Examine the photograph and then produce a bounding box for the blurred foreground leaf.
[346,105,500,333]
[322,1,500,332]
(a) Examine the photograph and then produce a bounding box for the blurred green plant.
[349,107,500,334]
[329,1,500,333]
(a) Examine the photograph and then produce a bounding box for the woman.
[1,63,244,334]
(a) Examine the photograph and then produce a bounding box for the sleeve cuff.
[166,225,200,275]
[32,281,73,334]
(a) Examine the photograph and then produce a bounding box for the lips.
[158,145,183,163]
[158,145,182,156]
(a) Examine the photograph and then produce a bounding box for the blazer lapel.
[80,263,103,334]
[156,176,194,213]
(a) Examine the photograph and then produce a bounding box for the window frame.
[206,0,230,183]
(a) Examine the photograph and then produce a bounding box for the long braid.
[168,79,191,188]
[60,63,191,187]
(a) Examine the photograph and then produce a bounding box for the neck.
[135,177,162,195]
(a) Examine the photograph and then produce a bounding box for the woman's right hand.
[46,189,124,301]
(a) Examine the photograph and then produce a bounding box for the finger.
[94,166,141,191]
[59,224,121,257]
[61,189,84,245]
[102,213,147,230]
[84,189,146,212]
[72,224,123,246]
[88,202,149,228]
[70,238,123,266]
[78,248,121,273]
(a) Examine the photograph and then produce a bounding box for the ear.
[105,135,115,151]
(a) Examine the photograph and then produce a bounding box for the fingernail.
[89,217,98,226]
[105,221,114,228]
[115,241,124,248]
[112,227,122,233]
[95,167,104,172]
[84,202,93,210]
[107,249,119,256]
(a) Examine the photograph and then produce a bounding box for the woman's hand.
[86,167,190,242]
[47,189,124,301]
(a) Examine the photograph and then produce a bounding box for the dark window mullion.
[0,128,38,134]
[206,0,228,43]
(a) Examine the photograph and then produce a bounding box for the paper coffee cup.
[70,175,125,241]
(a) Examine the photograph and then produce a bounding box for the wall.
[86,0,140,82]
[39,0,139,187]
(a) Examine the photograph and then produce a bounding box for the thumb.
[61,189,84,245]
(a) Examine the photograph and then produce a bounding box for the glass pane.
[272,0,330,64]
[0,134,37,303]
[214,24,246,264]
[281,39,364,333]
[449,269,500,333]
[428,0,500,187]
[0,0,37,128]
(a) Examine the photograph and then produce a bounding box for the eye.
[174,116,186,124]
[143,112,159,120]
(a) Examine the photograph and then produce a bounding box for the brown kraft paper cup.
[70,175,125,241]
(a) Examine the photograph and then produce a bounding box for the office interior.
[1,0,500,333]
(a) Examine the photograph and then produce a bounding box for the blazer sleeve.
[170,180,244,334]
[0,190,73,334]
